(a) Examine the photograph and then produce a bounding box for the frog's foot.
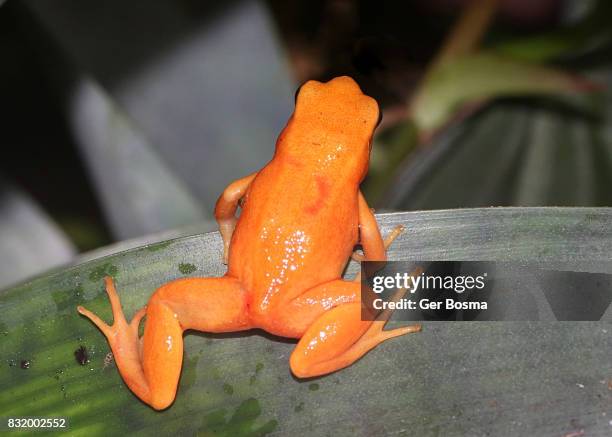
[350,286,422,359]
[365,281,422,343]
[289,270,421,378]
[77,277,152,405]
[79,275,250,410]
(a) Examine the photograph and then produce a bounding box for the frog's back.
[228,158,358,312]
[227,76,379,318]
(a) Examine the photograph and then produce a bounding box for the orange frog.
[77,76,421,410]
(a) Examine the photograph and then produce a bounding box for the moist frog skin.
[78,76,420,410]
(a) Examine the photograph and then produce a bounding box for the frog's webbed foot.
[78,277,154,407]
[78,275,251,410]
[81,302,147,360]
[77,277,145,339]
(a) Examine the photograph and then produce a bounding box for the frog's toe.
[77,305,111,337]
[78,276,141,343]
[78,278,154,406]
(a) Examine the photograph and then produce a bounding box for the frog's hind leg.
[289,284,421,378]
[78,275,249,410]
[288,216,419,378]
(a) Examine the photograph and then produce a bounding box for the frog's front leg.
[351,190,403,263]
[350,191,405,282]
[354,191,386,260]
[214,172,258,264]
[78,276,250,410]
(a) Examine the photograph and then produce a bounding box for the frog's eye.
[376,109,383,128]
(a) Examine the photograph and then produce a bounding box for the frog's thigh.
[289,302,367,378]
[143,276,250,408]
[153,276,250,332]
[273,280,360,337]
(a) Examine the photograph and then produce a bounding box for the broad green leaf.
[384,64,612,210]
[410,52,596,135]
[1,209,610,435]
[491,0,612,62]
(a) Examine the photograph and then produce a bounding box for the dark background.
[1,0,611,287]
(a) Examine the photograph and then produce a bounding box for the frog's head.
[279,76,381,181]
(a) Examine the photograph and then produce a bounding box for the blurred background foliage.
[1,0,612,288]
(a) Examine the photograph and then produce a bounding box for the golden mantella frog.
[78,76,420,410]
